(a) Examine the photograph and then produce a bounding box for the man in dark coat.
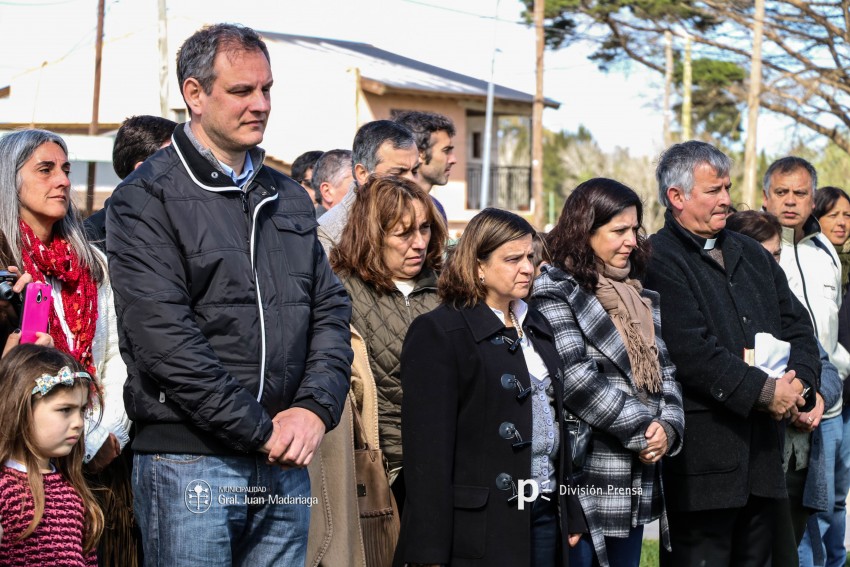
[645,141,821,566]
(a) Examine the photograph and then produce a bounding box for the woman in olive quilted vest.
[329,175,447,511]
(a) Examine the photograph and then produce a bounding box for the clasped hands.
[260,407,326,468]
[768,370,808,422]
[638,421,668,466]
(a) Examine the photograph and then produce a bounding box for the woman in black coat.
[394,208,583,567]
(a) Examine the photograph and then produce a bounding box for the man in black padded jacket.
[106,23,352,567]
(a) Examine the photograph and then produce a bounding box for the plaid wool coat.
[531,265,684,567]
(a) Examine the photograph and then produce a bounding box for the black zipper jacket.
[106,124,353,455]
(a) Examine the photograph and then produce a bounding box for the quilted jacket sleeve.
[289,237,353,431]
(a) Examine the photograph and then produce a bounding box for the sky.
[0,0,794,157]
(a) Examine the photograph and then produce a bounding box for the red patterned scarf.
[18,220,99,377]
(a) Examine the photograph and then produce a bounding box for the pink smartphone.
[20,283,52,344]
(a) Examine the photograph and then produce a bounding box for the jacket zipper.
[241,191,251,246]
[399,282,437,326]
[793,238,819,336]
[246,185,279,403]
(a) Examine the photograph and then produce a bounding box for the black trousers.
[661,495,776,567]
[772,465,810,567]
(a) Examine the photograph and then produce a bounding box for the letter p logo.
[517,479,539,510]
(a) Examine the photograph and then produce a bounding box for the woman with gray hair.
[0,129,134,566]
[0,129,130,473]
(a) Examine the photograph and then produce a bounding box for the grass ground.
[641,540,659,567]
[641,540,850,565]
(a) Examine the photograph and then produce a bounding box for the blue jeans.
[824,406,850,566]
[799,411,847,567]
[569,525,644,567]
[133,453,311,567]
[531,496,558,567]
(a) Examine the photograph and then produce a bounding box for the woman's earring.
[479,275,485,284]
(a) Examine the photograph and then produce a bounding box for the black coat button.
[496,473,513,491]
[500,374,516,390]
[499,422,517,440]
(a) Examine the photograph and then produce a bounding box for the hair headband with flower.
[31,366,94,397]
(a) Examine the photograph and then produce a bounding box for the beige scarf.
[595,263,662,394]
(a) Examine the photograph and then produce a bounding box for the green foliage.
[674,58,745,88]
[522,0,717,50]
[813,143,850,190]
[527,1,850,156]
[540,125,665,231]
[672,57,746,144]
[542,128,573,223]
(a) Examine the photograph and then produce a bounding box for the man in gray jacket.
[763,156,850,567]
[317,120,419,252]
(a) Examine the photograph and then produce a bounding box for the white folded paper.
[754,332,791,379]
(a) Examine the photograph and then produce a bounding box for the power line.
[0,0,84,5]
[396,0,609,42]
[4,0,119,79]
[398,0,524,24]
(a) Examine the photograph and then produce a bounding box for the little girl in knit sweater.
[0,344,104,566]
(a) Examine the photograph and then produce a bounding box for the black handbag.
[564,408,592,471]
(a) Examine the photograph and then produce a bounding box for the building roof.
[259,32,560,109]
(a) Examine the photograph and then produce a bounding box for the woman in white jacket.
[0,129,130,469]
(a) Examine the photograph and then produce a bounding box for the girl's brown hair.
[330,175,446,294]
[439,208,534,308]
[0,344,104,552]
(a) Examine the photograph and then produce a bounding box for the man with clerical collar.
[762,156,850,566]
[645,140,820,566]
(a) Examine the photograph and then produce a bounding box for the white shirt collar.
[4,459,55,473]
[704,237,717,250]
[489,298,529,328]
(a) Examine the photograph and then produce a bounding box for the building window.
[472,132,482,159]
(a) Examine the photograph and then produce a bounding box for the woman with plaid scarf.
[531,178,684,567]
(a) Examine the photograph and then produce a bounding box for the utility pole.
[663,30,673,146]
[681,32,692,141]
[158,0,170,119]
[85,0,105,216]
[480,0,501,211]
[532,0,545,229]
[742,0,765,210]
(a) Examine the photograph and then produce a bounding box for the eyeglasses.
[301,179,313,189]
